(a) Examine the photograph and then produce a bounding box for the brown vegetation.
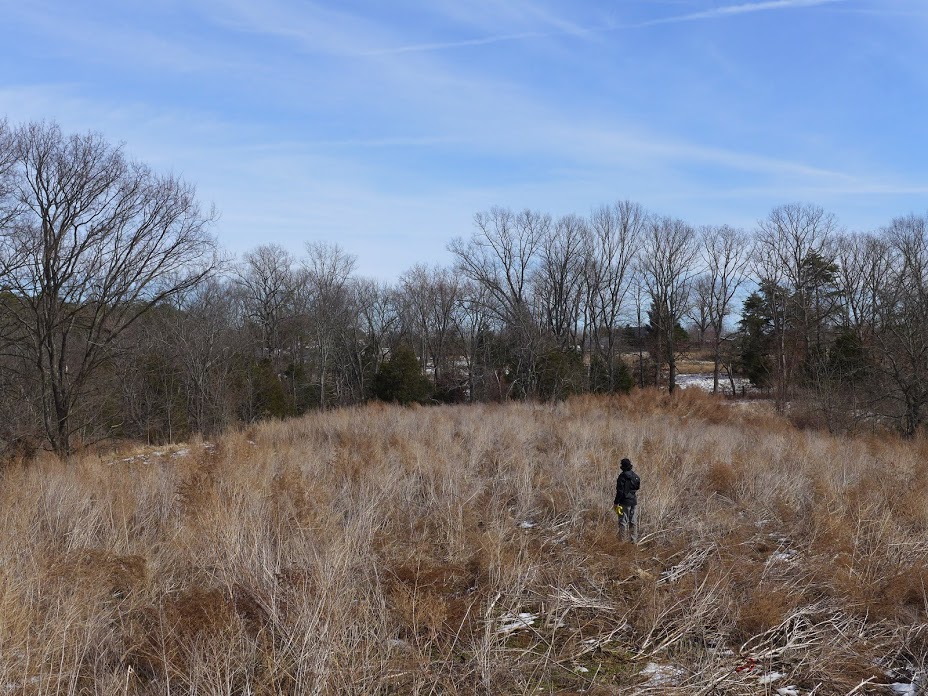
[0,391,925,694]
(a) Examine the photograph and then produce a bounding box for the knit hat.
[620,458,632,471]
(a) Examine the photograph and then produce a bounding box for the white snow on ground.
[758,671,784,685]
[518,520,536,529]
[770,549,797,563]
[497,612,538,635]
[2,676,41,693]
[109,446,193,464]
[885,667,920,694]
[675,373,758,395]
[776,687,800,696]
[640,662,686,686]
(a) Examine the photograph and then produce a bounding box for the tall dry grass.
[0,391,925,694]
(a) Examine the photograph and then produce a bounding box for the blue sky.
[2,0,926,278]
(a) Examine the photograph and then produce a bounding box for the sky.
[2,0,927,279]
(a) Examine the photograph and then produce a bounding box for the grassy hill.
[0,391,925,694]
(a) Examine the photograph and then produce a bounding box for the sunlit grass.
[0,391,925,694]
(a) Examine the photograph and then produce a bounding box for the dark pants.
[617,504,638,543]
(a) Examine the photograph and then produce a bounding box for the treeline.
[1,120,926,456]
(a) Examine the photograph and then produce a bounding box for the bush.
[589,354,635,394]
[246,359,293,419]
[373,346,432,404]
[536,348,585,400]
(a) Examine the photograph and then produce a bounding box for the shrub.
[589,354,635,394]
[373,345,432,404]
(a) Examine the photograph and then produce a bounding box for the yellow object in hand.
[614,504,623,516]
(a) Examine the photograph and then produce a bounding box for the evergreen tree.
[736,292,774,388]
[373,346,432,405]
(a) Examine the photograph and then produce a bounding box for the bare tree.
[584,200,644,392]
[234,244,298,363]
[399,265,462,393]
[835,232,892,341]
[303,242,356,409]
[0,120,18,231]
[639,216,699,393]
[339,277,399,403]
[872,215,928,435]
[688,275,714,351]
[631,275,648,389]
[700,225,750,393]
[534,214,587,349]
[0,122,218,454]
[450,207,546,325]
[161,279,240,437]
[450,207,548,396]
[452,280,498,402]
[753,203,839,409]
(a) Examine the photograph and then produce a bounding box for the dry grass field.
[0,391,926,695]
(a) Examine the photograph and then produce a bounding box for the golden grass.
[0,390,925,694]
[673,358,718,375]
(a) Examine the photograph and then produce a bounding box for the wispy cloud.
[356,0,848,57]
[638,0,851,27]
[4,0,919,275]
[227,136,462,150]
[358,31,550,57]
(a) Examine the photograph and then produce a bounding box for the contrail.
[637,0,850,27]
[358,31,550,57]
[359,0,848,57]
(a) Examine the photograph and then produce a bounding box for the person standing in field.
[614,458,641,543]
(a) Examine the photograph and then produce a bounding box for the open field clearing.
[0,391,926,694]
[672,359,719,375]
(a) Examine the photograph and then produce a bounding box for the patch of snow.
[2,676,41,693]
[518,520,536,529]
[112,453,155,464]
[171,448,190,457]
[884,666,920,689]
[770,550,797,563]
[640,662,686,686]
[497,612,538,635]
[758,671,784,685]
[575,666,589,673]
[675,373,757,395]
[202,442,215,449]
[776,687,800,696]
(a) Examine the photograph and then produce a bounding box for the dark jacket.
[614,470,640,506]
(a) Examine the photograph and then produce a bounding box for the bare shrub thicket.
[0,392,924,694]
